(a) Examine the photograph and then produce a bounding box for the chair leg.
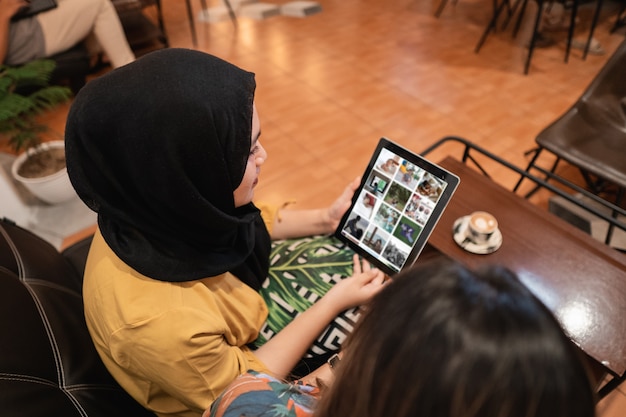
[153,0,169,47]
[514,146,541,193]
[185,0,237,46]
[582,0,604,60]
[434,0,450,17]
[564,0,579,63]
[185,0,198,47]
[526,155,560,198]
[223,0,238,26]
[505,0,525,28]
[203,0,237,25]
[597,372,626,400]
[524,0,545,74]
[519,148,561,199]
[475,0,511,52]
[512,0,530,37]
[610,2,626,33]
[435,0,462,17]
[580,170,601,193]
[604,187,624,245]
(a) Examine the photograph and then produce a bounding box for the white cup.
[467,211,498,245]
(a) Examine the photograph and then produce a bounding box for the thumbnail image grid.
[341,148,448,272]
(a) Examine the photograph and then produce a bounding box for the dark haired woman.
[65,48,385,417]
[207,258,596,417]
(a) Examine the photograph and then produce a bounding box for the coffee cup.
[467,211,498,245]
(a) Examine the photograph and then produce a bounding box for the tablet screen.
[334,138,460,275]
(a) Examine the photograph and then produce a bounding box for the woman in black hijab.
[65,48,385,417]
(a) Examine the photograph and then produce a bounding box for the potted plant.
[0,59,74,204]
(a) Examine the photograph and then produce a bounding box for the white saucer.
[452,216,502,255]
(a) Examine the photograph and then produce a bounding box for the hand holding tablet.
[334,138,460,276]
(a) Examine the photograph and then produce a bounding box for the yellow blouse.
[83,204,279,417]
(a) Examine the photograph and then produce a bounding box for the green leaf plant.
[0,59,72,154]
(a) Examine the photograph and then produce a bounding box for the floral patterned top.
[208,371,320,417]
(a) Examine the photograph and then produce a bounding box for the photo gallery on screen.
[341,148,448,271]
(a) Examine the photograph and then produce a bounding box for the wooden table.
[427,157,626,393]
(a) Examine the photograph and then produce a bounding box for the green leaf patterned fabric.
[254,235,360,357]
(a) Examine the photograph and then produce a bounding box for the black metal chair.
[516,39,626,244]
[476,0,607,74]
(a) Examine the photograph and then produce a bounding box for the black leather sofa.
[0,217,156,416]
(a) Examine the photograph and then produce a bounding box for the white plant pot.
[11,141,76,204]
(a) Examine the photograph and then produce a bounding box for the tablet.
[334,138,460,276]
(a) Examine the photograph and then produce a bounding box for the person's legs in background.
[36,0,134,68]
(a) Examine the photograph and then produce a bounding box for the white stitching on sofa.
[22,284,66,386]
[0,373,58,386]
[0,223,109,416]
[0,225,25,278]
[0,372,124,417]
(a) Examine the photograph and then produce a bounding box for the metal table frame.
[422,136,626,399]
[420,136,626,252]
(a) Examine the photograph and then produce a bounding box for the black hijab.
[65,48,270,289]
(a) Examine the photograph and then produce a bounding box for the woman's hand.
[252,255,385,378]
[325,176,361,230]
[321,255,386,314]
